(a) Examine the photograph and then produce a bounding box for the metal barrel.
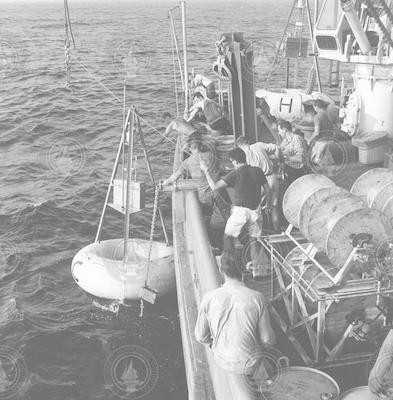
[369,181,393,211]
[283,174,335,228]
[351,168,393,221]
[308,191,392,267]
[351,168,393,202]
[261,365,340,400]
[338,386,373,399]
[308,191,365,256]
[298,185,346,239]
[382,194,393,220]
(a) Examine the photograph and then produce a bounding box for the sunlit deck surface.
[174,125,384,398]
[207,160,383,392]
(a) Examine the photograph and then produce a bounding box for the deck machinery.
[251,0,393,368]
[259,171,393,367]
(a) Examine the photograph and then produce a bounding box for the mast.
[305,0,322,92]
[180,1,190,117]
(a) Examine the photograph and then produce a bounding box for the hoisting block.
[140,286,158,304]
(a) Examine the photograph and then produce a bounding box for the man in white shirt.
[237,136,280,232]
[195,252,276,400]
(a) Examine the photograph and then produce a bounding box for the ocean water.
[0,1,351,399]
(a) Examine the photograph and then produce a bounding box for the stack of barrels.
[283,170,393,272]
[280,169,393,343]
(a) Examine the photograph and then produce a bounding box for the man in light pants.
[201,147,271,277]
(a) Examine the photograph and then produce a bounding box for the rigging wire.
[170,21,180,119]
[264,0,297,89]
[64,0,76,49]
[63,0,76,86]
[72,55,179,147]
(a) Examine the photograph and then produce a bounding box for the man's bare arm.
[162,170,183,187]
[194,297,213,346]
[186,104,200,123]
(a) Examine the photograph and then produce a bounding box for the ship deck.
[172,128,385,398]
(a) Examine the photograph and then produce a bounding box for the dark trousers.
[284,165,305,186]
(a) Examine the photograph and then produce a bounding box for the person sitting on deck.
[190,72,216,99]
[308,99,336,166]
[368,329,393,398]
[263,120,307,187]
[186,92,232,136]
[161,132,231,235]
[195,251,276,400]
[236,136,280,232]
[201,147,271,278]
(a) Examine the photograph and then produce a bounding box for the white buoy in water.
[71,238,175,301]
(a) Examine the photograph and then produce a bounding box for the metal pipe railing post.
[306,0,322,92]
[169,8,184,88]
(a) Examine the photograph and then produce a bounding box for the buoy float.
[71,108,175,303]
[71,238,175,301]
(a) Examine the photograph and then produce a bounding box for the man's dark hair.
[228,147,247,164]
[278,120,292,132]
[220,251,242,280]
[193,92,204,100]
[314,99,328,110]
[236,136,250,146]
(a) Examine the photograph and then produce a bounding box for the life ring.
[71,238,175,300]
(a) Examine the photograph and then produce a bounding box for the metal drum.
[369,181,393,211]
[308,192,365,264]
[261,366,340,400]
[338,386,373,399]
[298,186,347,239]
[351,168,393,201]
[308,192,393,267]
[382,194,393,221]
[283,174,335,228]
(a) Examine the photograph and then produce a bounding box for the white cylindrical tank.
[345,64,393,136]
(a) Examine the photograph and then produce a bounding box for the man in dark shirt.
[201,147,271,276]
